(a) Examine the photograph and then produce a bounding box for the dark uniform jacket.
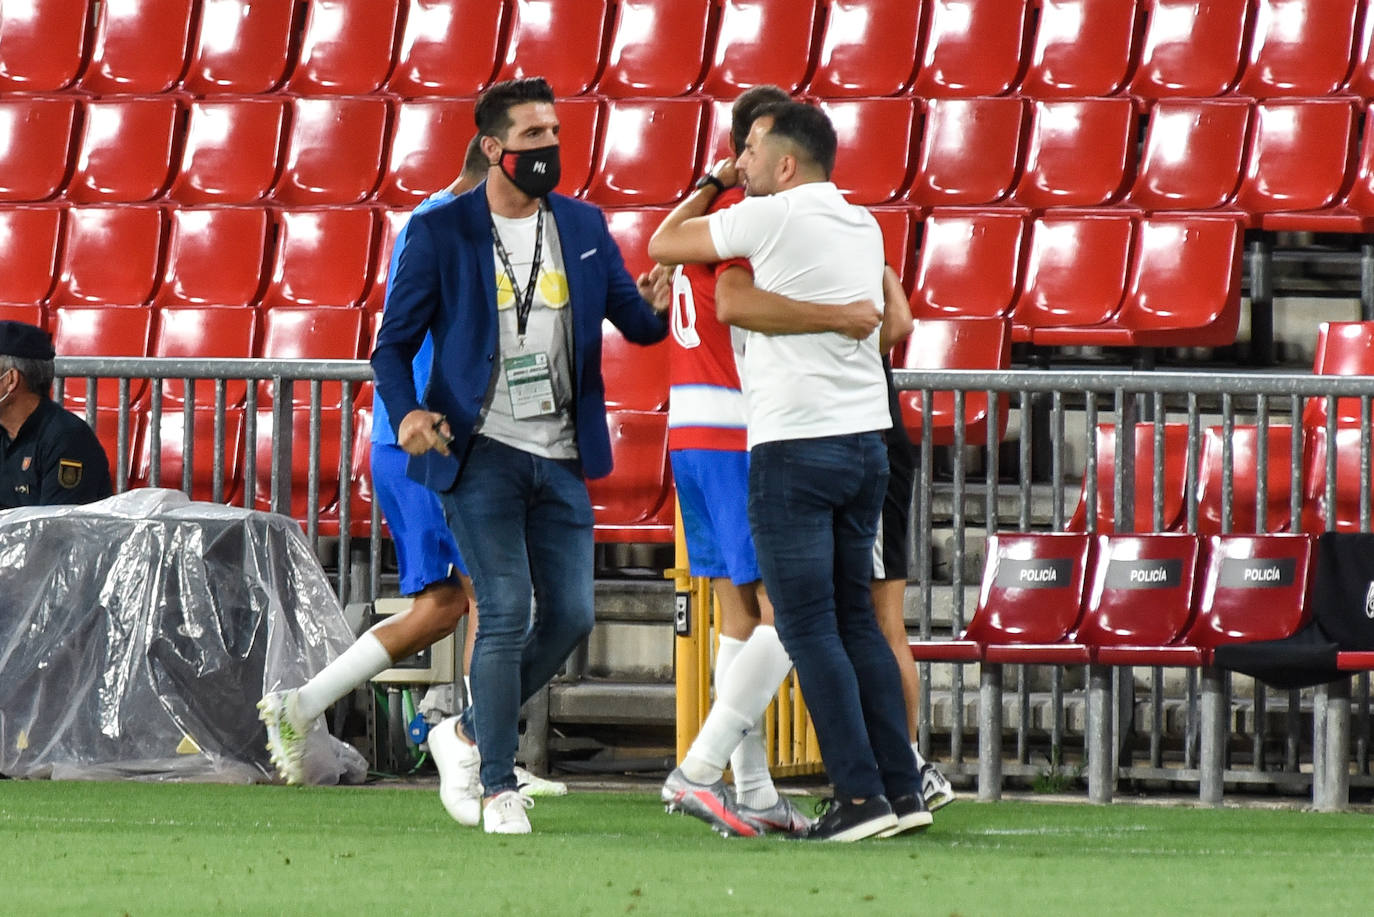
[0,398,112,509]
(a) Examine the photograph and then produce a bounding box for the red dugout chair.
[1068,422,1190,534]
[583,99,706,207]
[1010,210,1134,343]
[1074,533,1204,666]
[1009,98,1137,209]
[50,306,154,411]
[1233,98,1359,223]
[587,410,674,543]
[820,98,918,205]
[376,99,478,207]
[1127,98,1251,213]
[260,207,377,309]
[152,306,259,407]
[167,97,286,206]
[1195,424,1299,535]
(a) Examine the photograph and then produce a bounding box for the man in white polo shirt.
[649,100,926,841]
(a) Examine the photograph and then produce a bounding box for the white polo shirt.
[707,181,890,448]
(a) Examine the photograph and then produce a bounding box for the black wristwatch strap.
[694,173,727,194]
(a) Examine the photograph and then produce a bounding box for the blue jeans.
[748,432,920,801]
[438,436,595,796]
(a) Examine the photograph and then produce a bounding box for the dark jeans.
[748,431,920,801]
[439,436,595,796]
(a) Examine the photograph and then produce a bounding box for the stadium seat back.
[65,97,180,203]
[912,0,1031,97]
[1304,321,1374,429]
[152,307,259,407]
[1235,0,1361,98]
[584,99,706,207]
[51,205,165,307]
[1128,98,1251,211]
[250,406,346,530]
[1235,99,1358,216]
[0,206,62,306]
[908,96,1025,209]
[168,96,286,205]
[1010,98,1137,209]
[256,306,365,409]
[1300,425,1374,533]
[0,96,78,202]
[1186,534,1315,658]
[0,0,88,91]
[376,99,478,207]
[261,207,376,309]
[1011,210,1134,337]
[388,0,507,96]
[181,0,295,93]
[598,0,713,97]
[1067,423,1190,533]
[896,316,1011,446]
[1196,424,1299,535]
[272,97,390,206]
[1129,0,1249,98]
[586,409,674,542]
[1114,214,1243,346]
[552,97,602,199]
[703,0,822,96]
[50,306,154,410]
[79,0,195,94]
[808,0,923,97]
[495,0,610,96]
[156,206,270,309]
[909,208,1027,319]
[363,209,415,313]
[1071,533,1203,649]
[138,406,246,505]
[1017,0,1138,97]
[285,0,401,95]
[965,532,1095,645]
[820,98,918,205]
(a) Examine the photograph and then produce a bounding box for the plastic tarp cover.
[0,488,365,784]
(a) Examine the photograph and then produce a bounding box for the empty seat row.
[910,211,1243,346]
[5,1,1371,102]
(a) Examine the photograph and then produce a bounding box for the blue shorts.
[670,448,759,584]
[370,442,467,595]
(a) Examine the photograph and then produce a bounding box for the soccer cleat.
[733,793,814,835]
[427,716,482,826]
[660,767,760,838]
[877,793,933,837]
[796,796,898,842]
[257,689,312,785]
[515,765,568,797]
[483,789,534,834]
[921,763,957,812]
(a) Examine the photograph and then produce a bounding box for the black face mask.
[499,143,561,199]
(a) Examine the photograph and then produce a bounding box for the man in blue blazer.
[372,78,669,834]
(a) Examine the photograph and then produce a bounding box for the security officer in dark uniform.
[0,320,112,509]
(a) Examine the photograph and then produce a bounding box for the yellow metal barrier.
[668,502,824,776]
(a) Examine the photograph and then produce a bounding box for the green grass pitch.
[2,780,1372,916]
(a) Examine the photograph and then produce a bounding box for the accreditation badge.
[504,352,557,420]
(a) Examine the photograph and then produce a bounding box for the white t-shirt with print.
[476,206,578,460]
[707,181,890,449]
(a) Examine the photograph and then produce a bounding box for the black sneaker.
[797,796,898,842]
[877,793,933,837]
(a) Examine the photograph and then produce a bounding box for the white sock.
[714,634,746,688]
[295,630,392,721]
[681,625,793,789]
[709,635,774,808]
[911,742,927,769]
[463,675,472,707]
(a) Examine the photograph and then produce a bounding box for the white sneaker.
[515,765,568,797]
[483,789,533,834]
[921,763,957,812]
[257,689,312,785]
[427,716,482,826]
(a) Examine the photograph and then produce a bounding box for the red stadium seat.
[78,0,195,94]
[1301,425,1374,533]
[167,96,285,205]
[597,0,714,97]
[64,97,180,204]
[1128,0,1249,98]
[181,0,295,94]
[0,206,62,306]
[50,306,154,410]
[250,406,346,531]
[1196,424,1299,535]
[1233,98,1358,222]
[1032,214,1243,348]
[1344,9,1374,98]
[1303,321,1374,430]
[152,307,259,407]
[137,406,245,505]
[819,98,918,205]
[552,97,602,199]
[908,208,1027,319]
[363,209,415,313]
[912,532,1094,665]
[90,406,146,493]
[155,206,270,309]
[584,99,706,207]
[702,0,823,96]
[1067,423,1190,533]
[601,207,672,412]
[0,96,78,202]
[1234,0,1361,98]
[387,0,507,96]
[50,205,165,308]
[376,99,477,207]
[1009,98,1137,209]
[272,97,390,206]
[1181,534,1314,665]
[869,206,918,289]
[807,0,923,98]
[1127,98,1251,212]
[0,305,44,328]
[495,0,610,96]
[1017,0,1137,98]
[256,306,365,409]
[907,96,1025,210]
[1011,210,1134,342]
[0,1,88,91]
[911,0,1031,98]
[285,0,400,95]
[896,316,1011,446]
[260,208,377,310]
[1260,110,1374,233]
[1076,533,1204,666]
[346,403,377,537]
[587,410,674,543]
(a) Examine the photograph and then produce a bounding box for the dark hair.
[730,85,791,154]
[474,77,556,139]
[752,100,837,179]
[462,134,488,180]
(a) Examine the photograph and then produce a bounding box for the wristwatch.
[694,173,727,194]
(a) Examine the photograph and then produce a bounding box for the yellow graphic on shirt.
[496,268,570,310]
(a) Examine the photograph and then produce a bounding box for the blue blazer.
[371,183,668,490]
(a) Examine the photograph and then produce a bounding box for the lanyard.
[491,204,545,343]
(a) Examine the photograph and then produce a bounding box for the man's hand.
[708,157,739,188]
[637,262,673,313]
[398,409,452,456]
[830,299,883,340]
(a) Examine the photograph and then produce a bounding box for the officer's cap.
[0,321,56,361]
